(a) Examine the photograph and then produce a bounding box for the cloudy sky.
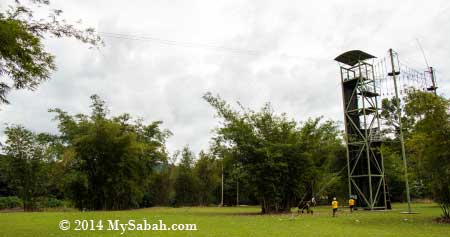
[1,0,449,155]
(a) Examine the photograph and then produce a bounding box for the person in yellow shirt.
[331,197,338,217]
[348,198,355,213]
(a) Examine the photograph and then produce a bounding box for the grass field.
[0,203,449,237]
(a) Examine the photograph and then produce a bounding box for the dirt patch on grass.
[0,207,23,213]
[435,217,450,224]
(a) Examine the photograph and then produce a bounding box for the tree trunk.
[260,197,291,214]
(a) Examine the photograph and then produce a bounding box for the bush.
[0,196,23,209]
[46,197,63,208]
[140,192,155,208]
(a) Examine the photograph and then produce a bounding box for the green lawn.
[0,203,449,237]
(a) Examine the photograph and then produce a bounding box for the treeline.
[0,95,242,210]
[0,91,449,218]
[0,95,170,210]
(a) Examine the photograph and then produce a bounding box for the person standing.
[348,197,355,213]
[332,197,338,217]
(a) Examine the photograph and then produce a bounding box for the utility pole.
[389,48,412,213]
[236,176,239,206]
[220,162,224,207]
[429,67,437,95]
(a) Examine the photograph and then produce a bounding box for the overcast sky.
[1,0,449,155]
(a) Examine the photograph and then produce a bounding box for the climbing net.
[373,50,435,101]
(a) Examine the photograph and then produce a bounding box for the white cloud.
[1,0,449,154]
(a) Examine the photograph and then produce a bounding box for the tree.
[381,97,401,136]
[2,125,51,211]
[0,154,14,196]
[403,91,450,221]
[50,95,171,210]
[0,0,101,104]
[194,151,220,205]
[380,94,424,201]
[144,159,172,207]
[210,142,257,206]
[379,143,407,201]
[298,118,346,201]
[203,92,342,213]
[173,146,197,206]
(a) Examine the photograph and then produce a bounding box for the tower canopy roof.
[334,50,376,66]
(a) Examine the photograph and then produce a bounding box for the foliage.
[380,143,406,201]
[0,155,14,196]
[203,92,344,213]
[0,0,101,104]
[2,125,53,211]
[45,197,62,208]
[297,118,346,199]
[0,196,23,209]
[403,91,450,220]
[380,93,431,201]
[144,160,173,207]
[381,97,401,136]
[173,146,198,206]
[211,146,256,206]
[194,151,220,205]
[49,95,171,210]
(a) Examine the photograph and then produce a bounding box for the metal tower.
[335,50,388,210]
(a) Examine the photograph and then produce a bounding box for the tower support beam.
[335,50,388,210]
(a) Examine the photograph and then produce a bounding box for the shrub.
[46,197,63,208]
[0,196,23,209]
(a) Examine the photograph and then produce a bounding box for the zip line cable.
[98,31,324,61]
[99,31,436,75]
[416,38,430,68]
[99,31,261,55]
[315,162,350,198]
[296,160,351,208]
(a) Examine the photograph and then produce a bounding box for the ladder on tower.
[384,180,392,210]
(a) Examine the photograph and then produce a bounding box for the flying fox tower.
[335,50,388,210]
